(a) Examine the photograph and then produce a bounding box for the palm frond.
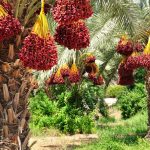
[103,55,122,87]
[89,19,117,50]
[18,0,28,18]
[24,2,41,25]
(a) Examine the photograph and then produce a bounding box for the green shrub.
[134,68,146,83]
[54,106,95,134]
[29,81,108,134]
[106,85,128,98]
[30,91,58,128]
[99,99,109,117]
[118,83,147,119]
[56,82,107,117]
[30,90,95,134]
[56,83,105,111]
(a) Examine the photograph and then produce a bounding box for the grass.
[99,116,116,124]
[76,111,150,150]
[30,124,62,137]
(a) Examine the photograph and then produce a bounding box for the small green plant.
[118,83,147,119]
[99,117,116,124]
[99,99,109,117]
[106,85,128,98]
[134,68,146,83]
[30,91,58,128]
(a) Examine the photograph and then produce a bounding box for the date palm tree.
[0,0,55,149]
[90,0,150,138]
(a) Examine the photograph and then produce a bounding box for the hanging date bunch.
[125,38,150,70]
[0,0,12,15]
[52,0,93,24]
[53,0,92,50]
[54,21,90,50]
[60,64,70,77]
[122,40,143,70]
[83,54,98,76]
[83,53,104,85]
[85,62,99,75]
[87,66,104,86]
[46,62,80,85]
[84,53,96,63]
[124,52,143,70]
[116,36,134,56]
[118,62,134,85]
[139,37,150,69]
[69,63,80,83]
[53,68,65,84]
[0,4,21,42]
[116,35,144,57]
[93,75,104,85]
[87,67,104,85]
[19,0,58,71]
[125,41,143,69]
[116,35,144,85]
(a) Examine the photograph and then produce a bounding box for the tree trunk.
[145,71,150,139]
[0,43,33,149]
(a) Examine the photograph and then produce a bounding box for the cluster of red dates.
[19,34,58,70]
[53,0,93,50]
[0,2,21,42]
[116,36,150,85]
[46,54,104,85]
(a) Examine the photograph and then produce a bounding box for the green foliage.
[106,85,128,98]
[52,81,107,115]
[30,91,58,128]
[53,106,95,134]
[134,68,146,83]
[99,99,109,118]
[118,83,147,119]
[99,116,116,124]
[76,112,148,150]
[30,90,95,134]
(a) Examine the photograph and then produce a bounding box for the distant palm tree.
[90,0,150,138]
[90,0,150,85]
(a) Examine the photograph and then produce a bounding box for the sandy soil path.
[29,134,98,150]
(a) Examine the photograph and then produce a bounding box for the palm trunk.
[0,43,33,149]
[145,71,150,139]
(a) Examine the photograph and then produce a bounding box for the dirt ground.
[29,134,98,150]
[109,107,122,120]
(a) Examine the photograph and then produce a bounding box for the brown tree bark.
[0,0,42,149]
[0,43,34,149]
[145,71,150,139]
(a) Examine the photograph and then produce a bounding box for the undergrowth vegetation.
[30,81,147,134]
[76,112,148,150]
[118,83,147,119]
[29,83,106,134]
[106,83,147,119]
[30,90,95,134]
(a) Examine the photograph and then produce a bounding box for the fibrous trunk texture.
[145,71,150,139]
[0,43,33,150]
